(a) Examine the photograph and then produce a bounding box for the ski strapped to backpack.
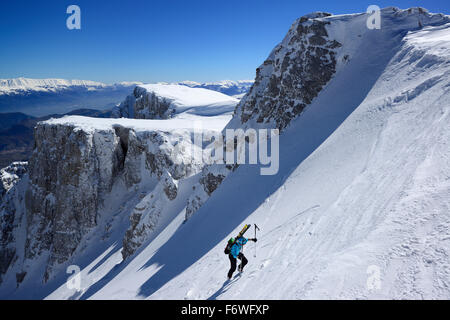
[224,224,251,254]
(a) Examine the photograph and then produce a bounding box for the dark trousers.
[228,253,248,278]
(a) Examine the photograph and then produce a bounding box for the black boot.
[237,253,248,272]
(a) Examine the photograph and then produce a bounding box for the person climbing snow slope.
[225,236,257,279]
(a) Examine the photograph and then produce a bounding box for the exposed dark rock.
[236,14,341,130]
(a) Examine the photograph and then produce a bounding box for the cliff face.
[25,123,123,281]
[0,116,211,284]
[183,8,450,222]
[185,164,233,221]
[112,83,238,119]
[122,170,179,260]
[0,162,28,283]
[229,12,342,131]
[113,86,174,119]
[184,12,344,220]
[119,126,207,259]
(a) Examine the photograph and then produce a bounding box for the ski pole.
[254,224,260,257]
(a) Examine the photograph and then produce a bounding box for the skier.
[225,236,257,279]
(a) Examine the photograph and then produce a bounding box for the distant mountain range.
[175,80,253,98]
[0,78,253,117]
[0,78,253,168]
[0,78,142,117]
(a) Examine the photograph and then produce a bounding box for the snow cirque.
[1,7,450,300]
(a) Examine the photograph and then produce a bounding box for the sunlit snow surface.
[44,113,232,133]
[137,83,239,116]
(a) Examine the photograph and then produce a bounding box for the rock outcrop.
[122,170,178,259]
[0,162,28,283]
[184,12,344,220]
[113,86,175,119]
[5,116,208,282]
[112,83,238,119]
[0,162,27,201]
[25,122,126,281]
[185,164,234,221]
[230,12,341,131]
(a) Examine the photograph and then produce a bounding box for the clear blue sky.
[0,0,448,83]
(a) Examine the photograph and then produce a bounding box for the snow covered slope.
[0,82,236,291]
[2,7,450,300]
[43,114,231,132]
[112,83,239,119]
[144,11,449,299]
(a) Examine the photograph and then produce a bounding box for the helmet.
[228,237,235,244]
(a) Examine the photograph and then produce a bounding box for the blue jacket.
[230,237,248,258]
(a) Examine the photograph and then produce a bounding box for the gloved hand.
[252,238,258,242]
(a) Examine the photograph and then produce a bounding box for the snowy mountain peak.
[0,78,117,94]
[227,7,450,131]
[112,83,239,119]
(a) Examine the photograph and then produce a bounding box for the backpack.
[224,238,234,255]
[223,224,251,255]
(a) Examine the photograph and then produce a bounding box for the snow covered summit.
[112,83,239,119]
[0,78,109,95]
